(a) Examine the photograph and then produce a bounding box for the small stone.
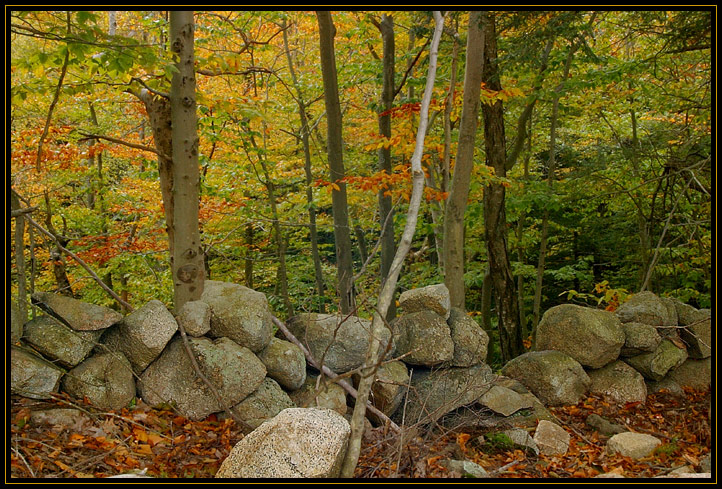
[607,432,661,459]
[442,459,489,478]
[479,385,532,417]
[533,420,570,456]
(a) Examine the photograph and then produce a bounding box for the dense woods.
[9,10,712,479]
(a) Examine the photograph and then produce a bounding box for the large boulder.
[101,300,177,374]
[501,351,591,406]
[616,291,675,327]
[289,374,347,415]
[392,311,454,367]
[11,346,65,399]
[139,336,266,420]
[215,408,350,478]
[62,352,136,411]
[535,304,624,368]
[444,308,489,367]
[31,292,122,331]
[399,364,495,425]
[200,280,272,353]
[620,322,662,357]
[11,301,22,344]
[257,337,307,391]
[587,360,647,404]
[176,300,211,337]
[398,284,451,320]
[286,313,391,374]
[626,339,688,381]
[231,378,296,430]
[23,315,103,368]
[667,358,711,390]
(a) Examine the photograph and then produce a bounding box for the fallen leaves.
[10,394,244,479]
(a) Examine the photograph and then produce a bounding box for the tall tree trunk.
[11,192,28,325]
[443,11,485,310]
[480,12,522,362]
[316,11,355,314]
[282,21,326,310]
[340,12,444,477]
[532,43,577,333]
[244,222,254,289]
[376,13,397,320]
[170,11,204,311]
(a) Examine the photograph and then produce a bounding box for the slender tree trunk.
[316,11,355,314]
[282,22,326,310]
[11,192,28,325]
[244,222,254,289]
[481,12,522,362]
[340,12,444,477]
[170,10,204,311]
[517,114,532,338]
[532,43,577,332]
[376,13,397,320]
[36,12,70,171]
[443,11,485,310]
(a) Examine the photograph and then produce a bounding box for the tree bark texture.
[377,13,397,321]
[480,12,523,362]
[443,11,485,310]
[170,11,204,311]
[316,11,355,314]
[340,11,445,478]
[282,23,326,309]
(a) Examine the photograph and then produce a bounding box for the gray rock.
[139,336,266,420]
[31,291,122,331]
[231,378,296,430]
[595,472,626,478]
[678,309,711,359]
[671,297,702,326]
[11,346,64,399]
[536,304,624,368]
[626,339,688,381]
[607,432,661,459]
[616,291,676,326]
[501,350,591,406]
[667,358,711,390]
[257,337,306,391]
[23,315,103,368]
[585,414,626,436]
[503,428,539,455]
[287,313,391,374]
[620,322,663,357]
[399,364,495,425]
[201,280,272,353]
[357,360,409,423]
[392,310,454,367]
[62,352,136,410]
[101,299,177,374]
[442,459,489,478]
[533,420,570,456]
[444,307,489,367]
[398,284,451,319]
[30,408,92,432]
[289,374,348,415]
[176,300,211,337]
[587,360,648,404]
[479,385,533,417]
[11,301,23,344]
[215,408,350,478]
[701,453,711,473]
[646,378,685,397]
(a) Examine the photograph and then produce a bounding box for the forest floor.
[9,388,711,479]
